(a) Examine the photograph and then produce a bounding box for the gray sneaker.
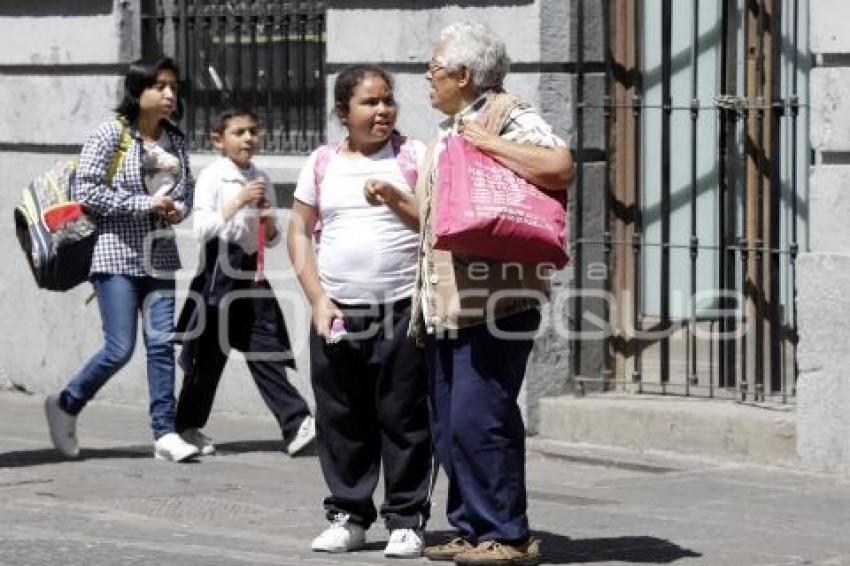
[45,395,79,458]
[286,415,316,456]
[181,428,216,456]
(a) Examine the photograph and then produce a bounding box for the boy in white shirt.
[175,107,315,457]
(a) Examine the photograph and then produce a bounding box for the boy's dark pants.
[176,299,309,447]
[310,298,433,530]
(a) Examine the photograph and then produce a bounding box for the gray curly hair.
[439,22,510,93]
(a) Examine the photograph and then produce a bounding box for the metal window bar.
[140,0,326,154]
[571,0,586,388]
[571,0,803,404]
[602,0,614,389]
[659,0,672,390]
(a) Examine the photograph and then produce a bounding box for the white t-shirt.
[293,138,425,304]
[192,156,280,254]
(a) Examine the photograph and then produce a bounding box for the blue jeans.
[61,274,177,439]
[425,308,541,544]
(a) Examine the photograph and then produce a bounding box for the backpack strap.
[311,142,340,243]
[105,118,132,184]
[311,136,418,243]
[390,133,419,190]
[312,143,338,213]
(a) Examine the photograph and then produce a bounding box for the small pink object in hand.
[255,221,265,283]
[327,317,347,344]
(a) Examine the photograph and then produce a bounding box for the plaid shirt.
[74,119,194,277]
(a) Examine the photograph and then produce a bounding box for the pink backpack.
[312,133,419,242]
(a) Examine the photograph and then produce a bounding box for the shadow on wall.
[0,0,112,17]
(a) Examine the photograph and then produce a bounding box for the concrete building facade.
[796,0,850,475]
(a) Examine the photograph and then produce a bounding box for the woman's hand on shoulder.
[458,119,502,154]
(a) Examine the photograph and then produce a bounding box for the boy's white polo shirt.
[192,156,280,254]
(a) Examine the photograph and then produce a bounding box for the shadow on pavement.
[0,445,152,468]
[0,439,320,466]
[215,439,318,457]
[425,529,701,564]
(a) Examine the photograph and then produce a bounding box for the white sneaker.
[310,513,366,553]
[286,415,316,456]
[45,395,79,458]
[384,528,424,558]
[154,432,200,462]
[180,428,215,456]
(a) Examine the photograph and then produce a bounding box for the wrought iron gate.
[571,0,808,403]
[141,0,326,154]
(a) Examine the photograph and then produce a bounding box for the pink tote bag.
[433,135,569,269]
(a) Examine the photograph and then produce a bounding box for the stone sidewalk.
[1,390,849,565]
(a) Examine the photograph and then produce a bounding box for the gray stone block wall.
[0,77,122,145]
[0,1,134,64]
[796,0,850,474]
[796,254,850,475]
[325,1,578,146]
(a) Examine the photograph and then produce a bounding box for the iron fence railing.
[571,0,806,404]
[141,0,326,154]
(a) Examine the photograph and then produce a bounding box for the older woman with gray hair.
[413,22,573,565]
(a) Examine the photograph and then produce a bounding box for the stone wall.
[796,0,850,474]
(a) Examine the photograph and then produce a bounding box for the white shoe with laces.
[154,432,200,462]
[45,395,79,458]
[286,415,316,456]
[310,513,366,553]
[384,528,424,558]
[181,428,215,456]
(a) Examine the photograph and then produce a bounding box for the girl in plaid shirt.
[44,57,200,463]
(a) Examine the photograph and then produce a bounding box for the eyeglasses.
[426,60,448,75]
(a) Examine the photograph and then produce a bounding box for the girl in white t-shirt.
[287,65,433,558]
